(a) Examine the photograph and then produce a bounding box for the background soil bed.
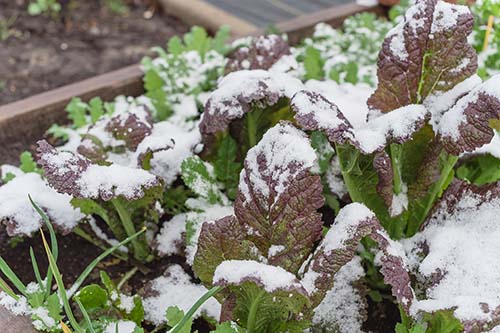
[0,0,189,105]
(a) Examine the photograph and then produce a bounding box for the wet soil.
[0,0,189,105]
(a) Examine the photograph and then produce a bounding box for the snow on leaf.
[368,0,476,112]
[438,75,500,155]
[0,172,83,236]
[199,70,303,139]
[104,105,153,151]
[404,180,500,329]
[301,203,377,307]
[234,122,324,273]
[225,35,291,74]
[37,140,161,201]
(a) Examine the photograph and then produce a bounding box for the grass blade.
[169,286,223,333]
[29,247,45,292]
[74,297,96,333]
[0,276,19,300]
[40,229,83,333]
[0,257,26,296]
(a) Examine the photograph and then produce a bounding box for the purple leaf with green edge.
[193,215,259,285]
[373,151,394,211]
[37,140,161,201]
[438,75,500,155]
[225,35,291,74]
[213,260,310,332]
[234,122,324,273]
[300,203,379,307]
[76,136,107,163]
[104,105,153,151]
[368,0,476,112]
[199,70,303,140]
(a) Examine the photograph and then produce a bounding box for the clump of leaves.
[290,0,500,239]
[36,140,163,262]
[28,0,61,17]
[190,123,408,332]
[1,151,42,183]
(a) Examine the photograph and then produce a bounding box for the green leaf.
[211,25,231,54]
[423,310,463,333]
[184,26,209,57]
[162,185,191,215]
[47,124,70,141]
[168,36,184,55]
[181,156,224,204]
[344,61,359,84]
[76,284,108,311]
[214,135,241,200]
[100,271,116,295]
[46,293,64,325]
[66,97,88,128]
[310,131,334,175]
[19,151,42,174]
[303,46,324,80]
[457,154,500,185]
[2,172,16,183]
[211,321,242,333]
[89,97,104,124]
[125,296,144,325]
[166,306,192,333]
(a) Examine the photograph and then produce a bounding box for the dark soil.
[0,0,189,105]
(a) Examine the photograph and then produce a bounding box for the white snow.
[431,1,470,34]
[213,260,303,293]
[77,164,159,200]
[0,172,83,235]
[104,320,139,333]
[387,22,408,62]
[143,264,220,325]
[404,187,500,322]
[312,256,366,333]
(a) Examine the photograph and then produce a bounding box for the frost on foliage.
[37,140,161,201]
[403,180,500,331]
[291,90,429,154]
[368,0,476,112]
[135,121,201,185]
[312,257,367,333]
[199,70,303,139]
[225,35,291,74]
[301,203,377,306]
[104,321,142,333]
[437,75,500,155]
[235,122,323,273]
[0,171,83,236]
[142,264,220,325]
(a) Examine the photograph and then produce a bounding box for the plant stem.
[247,289,265,333]
[117,267,138,291]
[390,144,403,195]
[111,199,149,261]
[246,111,258,149]
[169,286,223,333]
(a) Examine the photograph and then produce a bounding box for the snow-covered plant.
[141,26,230,121]
[36,140,163,262]
[297,13,393,85]
[0,199,144,333]
[187,122,408,332]
[290,0,500,239]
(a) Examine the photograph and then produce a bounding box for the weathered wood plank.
[0,305,37,333]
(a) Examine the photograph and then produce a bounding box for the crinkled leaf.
[234,123,324,273]
[199,70,302,140]
[424,310,463,333]
[66,97,88,128]
[37,140,161,201]
[368,0,476,112]
[20,151,43,175]
[104,105,153,151]
[225,35,291,74]
[193,215,258,285]
[373,151,394,210]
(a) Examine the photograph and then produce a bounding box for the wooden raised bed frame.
[0,2,384,165]
[0,2,386,332]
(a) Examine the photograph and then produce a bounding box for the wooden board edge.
[159,0,258,36]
